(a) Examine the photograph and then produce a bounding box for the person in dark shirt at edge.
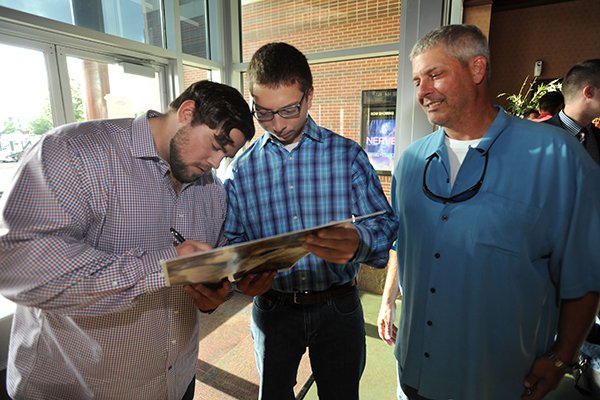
[545,58,600,396]
[545,59,600,163]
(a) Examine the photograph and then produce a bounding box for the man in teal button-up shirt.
[388,24,600,400]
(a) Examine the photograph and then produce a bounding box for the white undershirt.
[284,142,300,152]
[445,136,481,186]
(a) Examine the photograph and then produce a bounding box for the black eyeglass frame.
[422,148,488,203]
[251,92,307,122]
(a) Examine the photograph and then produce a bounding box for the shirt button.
[430,287,436,293]
[171,340,177,345]
[424,352,430,358]
[441,215,448,222]
[174,310,179,315]
[112,281,118,287]
[427,320,433,326]
[168,366,173,371]
[434,253,440,259]
[293,215,298,220]
[289,185,294,190]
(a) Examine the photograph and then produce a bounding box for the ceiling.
[490,0,579,12]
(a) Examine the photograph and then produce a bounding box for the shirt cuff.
[141,247,178,290]
[351,223,373,263]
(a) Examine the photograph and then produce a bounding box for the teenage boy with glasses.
[223,42,398,400]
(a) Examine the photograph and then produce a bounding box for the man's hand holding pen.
[169,227,276,310]
[170,227,233,313]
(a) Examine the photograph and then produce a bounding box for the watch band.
[546,351,576,374]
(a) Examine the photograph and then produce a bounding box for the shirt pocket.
[469,191,542,256]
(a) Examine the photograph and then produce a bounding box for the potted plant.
[497,76,562,118]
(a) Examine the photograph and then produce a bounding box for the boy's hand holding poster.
[161,211,385,286]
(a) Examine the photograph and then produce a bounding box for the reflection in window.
[0,0,164,47]
[0,43,52,195]
[179,0,208,58]
[67,57,163,120]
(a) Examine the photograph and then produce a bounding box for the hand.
[521,355,565,399]
[175,240,213,256]
[236,271,276,297]
[184,279,232,313]
[303,225,360,264]
[377,301,398,346]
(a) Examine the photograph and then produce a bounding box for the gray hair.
[410,24,491,78]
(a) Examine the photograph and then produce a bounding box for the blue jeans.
[251,287,366,400]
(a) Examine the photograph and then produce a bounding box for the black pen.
[170,227,186,245]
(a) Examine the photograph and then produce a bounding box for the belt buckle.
[292,291,309,304]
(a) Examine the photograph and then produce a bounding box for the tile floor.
[197,291,594,400]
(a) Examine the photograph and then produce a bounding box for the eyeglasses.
[252,92,306,122]
[422,148,488,203]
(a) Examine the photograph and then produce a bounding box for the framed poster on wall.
[360,89,397,175]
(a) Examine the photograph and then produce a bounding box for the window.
[66,55,163,120]
[0,0,165,47]
[179,0,209,58]
[0,42,53,195]
[182,65,212,90]
[0,38,168,198]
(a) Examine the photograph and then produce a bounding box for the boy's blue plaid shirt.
[224,115,398,292]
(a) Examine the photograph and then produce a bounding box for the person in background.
[224,42,398,400]
[0,80,273,400]
[545,59,600,163]
[385,24,600,400]
[530,90,564,122]
[524,108,541,120]
[544,58,600,396]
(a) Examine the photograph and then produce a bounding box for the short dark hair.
[562,59,600,103]
[247,42,313,93]
[537,91,564,114]
[169,80,255,142]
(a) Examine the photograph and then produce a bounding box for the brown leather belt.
[264,280,357,305]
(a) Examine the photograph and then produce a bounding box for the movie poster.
[361,89,397,173]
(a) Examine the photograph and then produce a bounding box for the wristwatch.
[545,351,577,374]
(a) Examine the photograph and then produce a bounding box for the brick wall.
[182,66,210,90]
[241,0,400,61]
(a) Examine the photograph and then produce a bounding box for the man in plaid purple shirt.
[0,80,273,399]
[224,42,398,400]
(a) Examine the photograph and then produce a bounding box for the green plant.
[497,76,562,118]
